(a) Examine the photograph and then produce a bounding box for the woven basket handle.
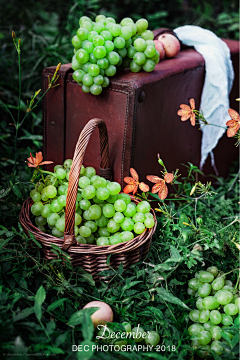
[63,118,111,250]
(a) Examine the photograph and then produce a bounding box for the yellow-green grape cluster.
[187,266,240,358]
[30,160,155,245]
[71,15,159,95]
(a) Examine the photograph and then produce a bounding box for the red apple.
[154,40,165,60]
[157,34,180,58]
[83,301,113,329]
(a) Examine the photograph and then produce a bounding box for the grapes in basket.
[71,15,160,95]
[187,266,240,357]
[29,158,155,246]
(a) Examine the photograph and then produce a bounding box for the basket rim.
[19,196,157,255]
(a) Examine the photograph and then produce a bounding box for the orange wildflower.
[147,173,174,200]
[27,152,53,168]
[123,168,149,195]
[177,98,196,126]
[226,109,240,137]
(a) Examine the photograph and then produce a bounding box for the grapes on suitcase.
[29,160,155,246]
[187,267,239,358]
[71,15,159,95]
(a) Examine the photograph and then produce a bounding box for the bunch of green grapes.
[29,159,155,245]
[71,15,159,95]
[187,266,240,358]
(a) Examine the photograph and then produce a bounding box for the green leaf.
[55,332,69,347]
[156,287,191,310]
[46,321,56,335]
[46,346,65,354]
[0,236,14,249]
[68,307,99,327]
[47,298,67,312]
[231,332,239,349]
[34,285,46,320]
[81,312,94,341]
[19,278,28,290]
[13,307,35,322]
[77,340,96,360]
[12,184,22,198]
[75,267,95,286]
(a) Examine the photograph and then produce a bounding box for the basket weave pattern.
[20,119,157,280]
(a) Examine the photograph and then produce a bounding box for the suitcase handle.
[63,118,111,250]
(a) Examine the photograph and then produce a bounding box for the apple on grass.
[83,301,113,329]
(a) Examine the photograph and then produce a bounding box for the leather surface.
[43,35,239,187]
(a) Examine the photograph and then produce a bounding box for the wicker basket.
[20,119,157,281]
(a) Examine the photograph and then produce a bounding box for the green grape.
[95,15,106,22]
[212,277,225,290]
[106,182,121,195]
[198,283,212,298]
[72,35,82,49]
[144,45,156,58]
[52,227,64,238]
[85,167,96,178]
[199,309,210,323]
[72,60,83,71]
[100,30,112,41]
[98,227,110,237]
[142,59,155,72]
[93,46,107,59]
[63,159,72,168]
[55,168,66,180]
[103,204,115,218]
[93,196,104,204]
[127,23,137,36]
[97,237,109,246]
[120,17,134,26]
[118,193,131,204]
[206,266,218,277]
[216,290,233,305]
[199,271,214,283]
[102,77,110,87]
[117,47,127,58]
[47,213,60,227]
[224,303,238,316]
[81,21,93,32]
[35,215,47,227]
[134,38,147,52]
[134,222,145,234]
[95,215,108,228]
[132,212,145,223]
[110,24,121,37]
[79,226,91,237]
[89,52,98,64]
[107,51,120,65]
[127,46,137,58]
[105,195,117,203]
[144,331,160,346]
[76,49,89,64]
[45,185,57,198]
[86,234,95,244]
[136,201,150,213]
[38,225,46,233]
[99,69,105,76]
[83,210,91,220]
[202,296,220,310]
[79,199,91,210]
[90,175,100,184]
[82,185,96,199]
[82,74,94,86]
[120,26,132,40]
[88,204,102,220]
[120,231,134,242]
[198,330,211,345]
[105,23,114,31]
[189,310,200,322]
[188,323,204,336]
[31,192,41,202]
[188,278,201,291]
[114,37,126,49]
[93,22,105,34]
[82,85,90,93]
[55,218,65,232]
[35,182,45,193]
[203,321,214,331]
[130,60,141,73]
[82,41,94,54]
[136,18,148,33]
[113,212,124,224]
[76,235,87,244]
[235,297,240,311]
[96,187,110,200]
[121,217,134,231]
[75,213,82,226]
[123,203,136,217]
[221,314,233,326]
[105,65,116,76]
[110,234,122,245]
[225,280,232,286]
[93,177,107,188]
[84,221,98,233]
[107,219,121,233]
[187,288,196,296]
[90,84,102,95]
[222,285,234,292]
[79,16,92,25]
[57,195,66,207]
[41,204,52,218]
[145,40,155,46]
[97,58,109,69]
[144,218,155,228]
[114,199,127,212]
[41,188,48,201]
[145,212,153,219]
[211,340,223,356]
[76,193,82,202]
[141,30,154,40]
[88,31,98,42]
[104,40,114,53]
[133,52,146,65]
[93,35,105,47]
[79,176,91,189]
[65,171,70,181]
[31,201,43,216]
[76,207,83,216]
[151,50,160,65]
[210,310,222,325]
[131,327,145,343]
[50,200,63,213]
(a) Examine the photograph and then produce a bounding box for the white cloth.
[174,25,234,173]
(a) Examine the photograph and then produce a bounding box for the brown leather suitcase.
[43,29,239,186]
